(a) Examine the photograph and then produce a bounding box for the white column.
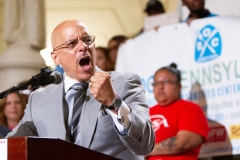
[0,0,46,91]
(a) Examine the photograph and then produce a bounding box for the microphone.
[0,67,63,99]
[47,71,63,85]
[25,67,63,89]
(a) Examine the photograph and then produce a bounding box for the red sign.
[207,126,226,142]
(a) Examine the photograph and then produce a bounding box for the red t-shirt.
[148,99,209,160]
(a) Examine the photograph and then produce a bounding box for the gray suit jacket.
[6,72,154,160]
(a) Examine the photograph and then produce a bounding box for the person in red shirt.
[147,63,209,160]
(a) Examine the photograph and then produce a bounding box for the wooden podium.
[6,137,119,160]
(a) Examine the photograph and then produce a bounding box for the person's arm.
[89,71,155,155]
[149,130,203,156]
[113,72,155,155]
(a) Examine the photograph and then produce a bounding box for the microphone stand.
[0,67,52,99]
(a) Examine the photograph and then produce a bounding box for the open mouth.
[79,56,90,69]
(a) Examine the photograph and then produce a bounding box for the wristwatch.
[105,95,122,110]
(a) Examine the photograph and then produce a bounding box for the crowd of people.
[0,0,237,160]
[96,35,127,71]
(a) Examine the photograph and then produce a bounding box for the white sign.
[116,16,240,157]
[144,11,179,32]
[0,139,7,160]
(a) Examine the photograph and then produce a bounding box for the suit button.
[134,133,139,138]
[138,137,143,142]
[134,133,143,142]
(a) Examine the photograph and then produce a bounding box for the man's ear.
[51,51,60,65]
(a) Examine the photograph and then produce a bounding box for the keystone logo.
[195,24,222,62]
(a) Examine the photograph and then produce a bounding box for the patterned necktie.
[68,82,88,144]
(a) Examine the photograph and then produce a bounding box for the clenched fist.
[89,72,117,106]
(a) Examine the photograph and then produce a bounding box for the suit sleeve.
[5,92,38,138]
[114,72,155,155]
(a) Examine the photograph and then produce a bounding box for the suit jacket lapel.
[79,89,101,148]
[41,82,68,140]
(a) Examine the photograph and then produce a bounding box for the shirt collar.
[64,74,79,93]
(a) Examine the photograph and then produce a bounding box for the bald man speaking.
[6,20,154,160]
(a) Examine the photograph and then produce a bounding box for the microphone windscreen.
[51,71,63,84]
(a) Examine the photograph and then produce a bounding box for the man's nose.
[77,39,88,52]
